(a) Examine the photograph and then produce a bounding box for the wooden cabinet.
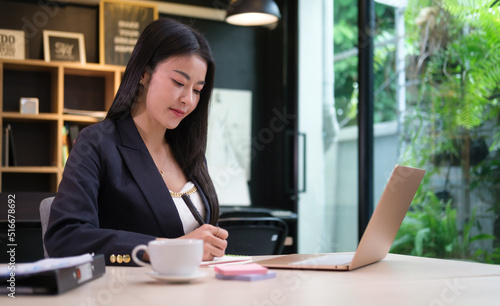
[0,59,124,192]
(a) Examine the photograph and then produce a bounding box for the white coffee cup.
[132,239,203,276]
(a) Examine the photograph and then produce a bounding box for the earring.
[139,79,144,85]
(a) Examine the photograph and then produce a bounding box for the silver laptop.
[257,165,425,271]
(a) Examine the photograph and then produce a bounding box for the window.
[299,0,500,263]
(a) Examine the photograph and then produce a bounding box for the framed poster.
[206,88,252,206]
[43,30,86,64]
[0,29,25,60]
[100,0,158,66]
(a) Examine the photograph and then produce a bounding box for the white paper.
[0,253,94,277]
[200,255,252,267]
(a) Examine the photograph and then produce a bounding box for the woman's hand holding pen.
[181,224,228,261]
[146,225,227,262]
[174,195,227,260]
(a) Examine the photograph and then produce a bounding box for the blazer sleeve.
[44,123,156,266]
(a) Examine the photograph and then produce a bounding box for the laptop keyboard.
[291,254,354,266]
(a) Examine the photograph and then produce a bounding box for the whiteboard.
[206,88,252,206]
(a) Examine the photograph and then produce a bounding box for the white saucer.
[147,271,207,283]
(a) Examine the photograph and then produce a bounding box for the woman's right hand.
[180,224,228,261]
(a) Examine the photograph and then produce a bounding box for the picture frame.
[43,30,86,64]
[100,0,158,66]
[0,29,25,60]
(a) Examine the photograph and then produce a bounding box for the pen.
[181,194,205,226]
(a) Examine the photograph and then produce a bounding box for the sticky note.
[214,263,268,276]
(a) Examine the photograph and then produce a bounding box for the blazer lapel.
[115,116,184,238]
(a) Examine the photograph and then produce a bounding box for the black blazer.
[45,115,211,266]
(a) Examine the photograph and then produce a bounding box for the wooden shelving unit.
[0,59,124,192]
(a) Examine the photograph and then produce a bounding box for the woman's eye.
[173,79,183,87]
[193,89,201,95]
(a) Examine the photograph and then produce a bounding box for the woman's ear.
[140,70,151,88]
[135,70,151,105]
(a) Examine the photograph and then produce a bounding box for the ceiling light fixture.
[225,0,281,26]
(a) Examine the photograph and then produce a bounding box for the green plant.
[391,191,495,261]
[398,0,500,262]
[471,150,500,214]
[474,247,500,264]
[404,0,500,160]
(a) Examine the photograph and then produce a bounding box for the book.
[63,108,107,119]
[3,124,17,167]
[68,124,80,151]
[0,253,105,295]
[62,125,69,167]
[2,125,7,166]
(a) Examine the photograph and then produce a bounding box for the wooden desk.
[3,254,500,305]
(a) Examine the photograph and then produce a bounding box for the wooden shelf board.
[64,64,124,77]
[2,58,59,72]
[1,112,59,121]
[0,166,59,173]
[62,114,102,123]
[1,59,124,74]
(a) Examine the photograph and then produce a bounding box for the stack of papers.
[214,263,276,281]
[63,108,107,119]
[0,253,93,277]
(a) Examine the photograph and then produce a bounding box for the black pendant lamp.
[226,0,281,26]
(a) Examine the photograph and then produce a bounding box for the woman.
[45,18,228,266]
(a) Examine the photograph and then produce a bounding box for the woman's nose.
[181,89,195,105]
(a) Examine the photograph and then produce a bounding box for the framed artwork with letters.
[100,0,158,66]
[0,29,25,60]
[43,30,86,64]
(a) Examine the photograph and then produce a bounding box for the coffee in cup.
[132,239,203,276]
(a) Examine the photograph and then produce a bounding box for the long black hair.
[106,18,219,225]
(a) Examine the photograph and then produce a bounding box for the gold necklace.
[169,185,197,198]
[157,154,167,177]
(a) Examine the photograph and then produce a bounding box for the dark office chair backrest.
[218,217,288,256]
[220,208,274,219]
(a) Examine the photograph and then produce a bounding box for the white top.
[171,181,206,234]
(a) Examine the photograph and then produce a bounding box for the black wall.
[0,0,299,212]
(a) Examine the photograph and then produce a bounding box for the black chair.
[218,217,288,256]
[220,208,274,219]
[0,220,44,263]
[0,192,55,263]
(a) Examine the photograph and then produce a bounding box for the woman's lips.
[170,108,185,117]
